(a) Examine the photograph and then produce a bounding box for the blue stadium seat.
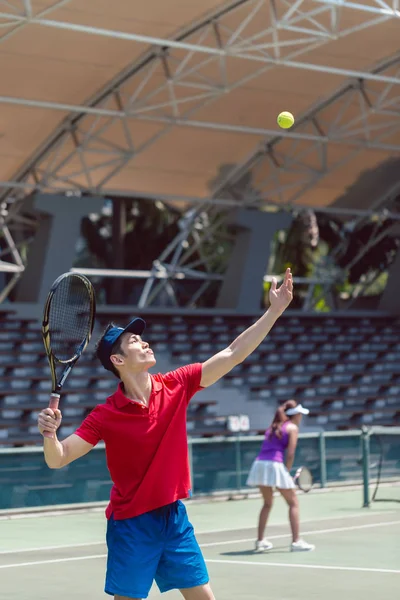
[2,312,400,444]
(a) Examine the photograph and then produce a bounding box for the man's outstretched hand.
[269,267,293,313]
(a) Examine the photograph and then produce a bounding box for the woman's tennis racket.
[293,466,313,493]
[42,272,96,437]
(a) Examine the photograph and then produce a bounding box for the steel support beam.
[314,0,400,18]
[2,94,400,154]
[2,182,400,220]
[0,12,399,85]
[1,0,400,307]
[2,0,400,212]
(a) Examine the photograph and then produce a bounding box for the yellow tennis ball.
[277,111,294,129]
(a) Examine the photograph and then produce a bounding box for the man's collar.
[111,376,162,408]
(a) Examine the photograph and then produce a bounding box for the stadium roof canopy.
[1,0,400,214]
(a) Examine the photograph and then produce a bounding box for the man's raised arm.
[200,268,293,388]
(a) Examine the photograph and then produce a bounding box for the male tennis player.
[38,268,293,600]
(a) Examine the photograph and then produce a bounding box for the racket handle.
[43,394,61,439]
[49,394,60,410]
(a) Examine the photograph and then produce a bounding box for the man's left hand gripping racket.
[41,272,96,438]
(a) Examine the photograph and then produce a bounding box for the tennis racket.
[293,466,313,493]
[42,272,96,437]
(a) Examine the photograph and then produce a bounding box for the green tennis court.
[1,487,399,599]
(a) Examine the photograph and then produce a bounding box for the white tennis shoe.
[291,539,315,552]
[255,539,274,552]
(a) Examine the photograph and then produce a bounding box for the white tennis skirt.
[246,460,295,489]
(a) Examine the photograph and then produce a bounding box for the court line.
[0,510,396,555]
[0,554,107,569]
[200,519,400,548]
[2,482,398,521]
[0,540,105,555]
[0,506,106,521]
[195,510,396,535]
[205,559,400,575]
[0,519,399,568]
[1,555,399,575]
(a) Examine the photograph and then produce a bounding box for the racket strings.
[48,276,93,362]
[298,468,313,491]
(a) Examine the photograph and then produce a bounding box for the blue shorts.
[105,500,209,598]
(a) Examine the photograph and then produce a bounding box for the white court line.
[1,555,398,575]
[195,510,396,535]
[205,559,400,575]
[0,520,399,568]
[0,540,105,555]
[0,554,107,569]
[200,519,400,548]
[0,506,106,521]
[0,510,396,555]
[2,481,399,522]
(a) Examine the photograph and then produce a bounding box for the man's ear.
[110,354,124,367]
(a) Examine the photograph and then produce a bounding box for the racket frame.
[293,466,313,493]
[41,272,96,435]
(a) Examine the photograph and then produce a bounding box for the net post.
[319,431,327,488]
[361,426,371,508]
[235,435,242,491]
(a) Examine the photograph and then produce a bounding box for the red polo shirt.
[74,363,203,520]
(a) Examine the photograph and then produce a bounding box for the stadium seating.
[1,311,400,446]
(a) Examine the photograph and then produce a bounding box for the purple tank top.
[257,421,290,463]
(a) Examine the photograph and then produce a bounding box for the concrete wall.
[216,209,292,312]
[15,194,102,307]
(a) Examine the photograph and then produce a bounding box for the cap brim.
[123,317,146,337]
[286,404,310,416]
[97,317,147,374]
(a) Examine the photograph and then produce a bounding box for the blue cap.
[97,317,146,372]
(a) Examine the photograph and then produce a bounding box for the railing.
[0,428,399,511]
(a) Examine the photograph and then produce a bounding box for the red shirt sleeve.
[74,406,103,446]
[169,363,203,404]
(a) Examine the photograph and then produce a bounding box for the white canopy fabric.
[0,0,400,209]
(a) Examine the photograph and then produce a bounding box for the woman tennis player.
[38,269,293,600]
[247,399,315,552]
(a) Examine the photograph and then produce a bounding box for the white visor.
[285,404,310,416]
